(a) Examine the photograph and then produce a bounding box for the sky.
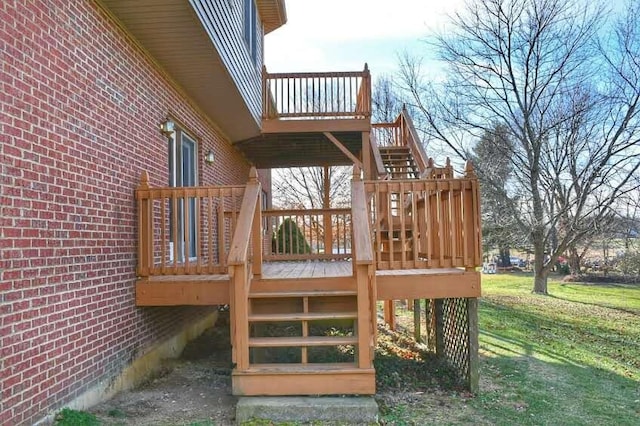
[264,0,464,80]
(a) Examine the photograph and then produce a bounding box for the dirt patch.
[90,311,482,425]
[91,313,236,425]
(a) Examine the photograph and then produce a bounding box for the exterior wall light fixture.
[160,118,175,137]
[205,150,215,164]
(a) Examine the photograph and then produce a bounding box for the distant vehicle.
[483,262,497,274]
[510,257,526,267]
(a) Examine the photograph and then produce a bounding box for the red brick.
[2,0,251,423]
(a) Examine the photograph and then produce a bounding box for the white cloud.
[265,0,462,73]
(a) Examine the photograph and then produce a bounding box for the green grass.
[54,408,100,426]
[381,272,640,425]
[475,273,639,425]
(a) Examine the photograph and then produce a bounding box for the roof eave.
[257,0,287,34]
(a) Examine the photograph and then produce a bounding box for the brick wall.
[0,0,254,423]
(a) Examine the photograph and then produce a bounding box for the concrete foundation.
[236,396,379,424]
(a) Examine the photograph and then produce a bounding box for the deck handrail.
[227,175,262,267]
[263,207,352,261]
[351,172,376,368]
[135,172,246,277]
[262,65,371,120]
[369,131,388,179]
[400,107,428,172]
[365,164,482,270]
[227,168,262,371]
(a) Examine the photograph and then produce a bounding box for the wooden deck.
[136,261,480,306]
[133,88,483,395]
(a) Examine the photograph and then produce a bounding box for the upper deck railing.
[262,65,371,120]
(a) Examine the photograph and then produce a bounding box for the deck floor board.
[261,261,352,279]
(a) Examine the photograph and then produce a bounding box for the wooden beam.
[376,271,481,300]
[323,132,363,168]
[262,118,370,133]
[135,278,230,306]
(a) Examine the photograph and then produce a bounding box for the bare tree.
[402,0,640,293]
[372,74,404,123]
[272,166,352,209]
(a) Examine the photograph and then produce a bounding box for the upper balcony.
[234,65,372,168]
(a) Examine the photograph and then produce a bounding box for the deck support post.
[467,297,479,393]
[356,264,373,368]
[323,166,332,257]
[137,171,151,277]
[230,265,249,370]
[362,131,371,180]
[383,300,395,331]
[413,299,421,343]
[250,168,263,277]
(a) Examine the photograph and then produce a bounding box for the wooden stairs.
[379,145,419,179]
[377,145,421,262]
[231,275,376,395]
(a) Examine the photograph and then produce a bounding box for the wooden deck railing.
[262,65,371,120]
[365,162,482,270]
[263,207,352,261]
[228,168,262,371]
[352,172,376,368]
[136,172,246,276]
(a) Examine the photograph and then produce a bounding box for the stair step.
[378,146,410,152]
[249,336,358,348]
[386,168,417,172]
[243,363,359,373]
[249,311,358,322]
[232,367,376,395]
[383,157,415,162]
[249,290,356,299]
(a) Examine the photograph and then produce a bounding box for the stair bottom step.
[232,366,376,396]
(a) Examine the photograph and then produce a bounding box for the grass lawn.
[382,273,640,425]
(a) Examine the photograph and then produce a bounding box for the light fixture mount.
[160,118,175,137]
[205,150,215,164]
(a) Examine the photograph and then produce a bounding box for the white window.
[243,0,258,65]
[168,128,198,262]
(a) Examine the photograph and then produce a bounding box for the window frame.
[243,0,259,66]
[168,126,199,263]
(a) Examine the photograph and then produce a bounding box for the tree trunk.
[499,247,511,267]
[532,239,548,294]
[568,245,581,275]
[533,271,549,294]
